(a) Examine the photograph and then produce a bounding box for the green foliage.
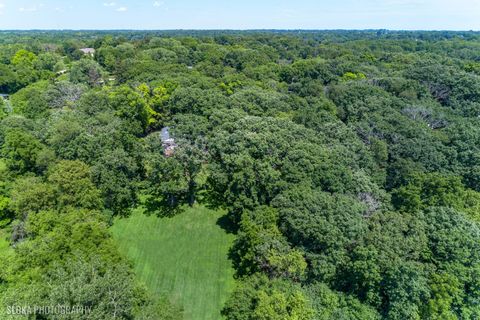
[11,49,37,68]
[272,186,369,284]
[0,208,169,319]
[168,87,228,116]
[0,64,19,93]
[222,275,314,320]
[48,160,103,211]
[232,206,307,280]
[10,81,50,119]
[219,80,243,95]
[45,81,87,109]
[230,88,292,116]
[423,273,462,320]
[340,72,367,82]
[91,148,139,216]
[1,128,46,174]
[9,176,55,219]
[108,85,150,134]
[1,30,480,320]
[70,59,104,87]
[11,49,39,88]
[144,135,206,215]
[392,172,480,220]
[208,116,365,216]
[0,97,7,121]
[304,282,380,320]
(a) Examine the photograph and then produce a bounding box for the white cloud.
[103,2,116,7]
[19,6,38,12]
[0,3,4,9]
[153,1,164,7]
[116,6,127,12]
[383,0,423,5]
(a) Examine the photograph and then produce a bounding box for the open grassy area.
[0,228,12,258]
[111,205,236,320]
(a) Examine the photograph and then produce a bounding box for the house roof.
[79,48,95,54]
[161,127,171,142]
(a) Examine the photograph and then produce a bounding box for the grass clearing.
[111,205,236,320]
[0,228,12,257]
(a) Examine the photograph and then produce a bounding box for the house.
[160,127,177,157]
[79,48,96,56]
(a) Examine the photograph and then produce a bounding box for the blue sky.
[0,0,479,30]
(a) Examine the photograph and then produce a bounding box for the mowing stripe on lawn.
[111,205,236,320]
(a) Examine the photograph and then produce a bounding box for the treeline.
[0,31,480,319]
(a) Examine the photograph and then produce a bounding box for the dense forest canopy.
[0,30,480,319]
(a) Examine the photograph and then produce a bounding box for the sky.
[0,0,479,30]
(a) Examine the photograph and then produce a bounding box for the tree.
[144,135,206,215]
[232,206,307,281]
[222,275,313,320]
[45,81,87,109]
[0,209,173,320]
[92,148,139,215]
[392,172,480,220]
[207,116,355,218]
[304,283,380,320]
[47,160,103,210]
[1,128,46,174]
[0,97,7,121]
[70,59,104,87]
[272,186,369,285]
[172,138,207,206]
[108,85,150,134]
[41,258,151,319]
[422,273,462,320]
[11,49,39,87]
[9,176,55,220]
[10,81,50,119]
[0,63,19,93]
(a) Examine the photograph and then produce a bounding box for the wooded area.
[0,30,480,319]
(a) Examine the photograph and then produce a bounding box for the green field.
[111,205,236,320]
[0,228,12,258]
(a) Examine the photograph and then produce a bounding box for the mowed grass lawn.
[0,228,10,254]
[111,205,236,320]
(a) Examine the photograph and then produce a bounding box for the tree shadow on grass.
[216,212,239,235]
[196,188,239,234]
[143,194,186,219]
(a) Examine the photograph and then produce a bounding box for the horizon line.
[0,28,479,32]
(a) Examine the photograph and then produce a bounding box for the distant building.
[160,127,177,157]
[79,48,96,56]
